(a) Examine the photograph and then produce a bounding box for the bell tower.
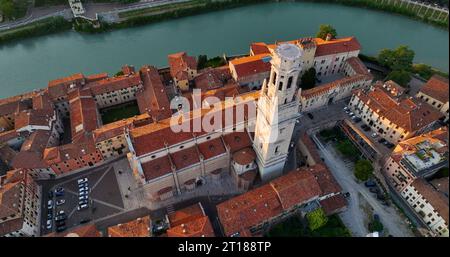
[253,43,302,181]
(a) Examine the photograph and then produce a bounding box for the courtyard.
[100,101,140,125]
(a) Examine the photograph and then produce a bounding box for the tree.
[300,67,316,90]
[412,63,434,80]
[0,0,15,19]
[386,70,411,87]
[378,45,415,71]
[354,159,374,181]
[336,140,360,159]
[316,24,337,40]
[307,208,328,231]
[197,55,208,70]
[368,220,384,233]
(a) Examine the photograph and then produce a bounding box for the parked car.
[378,138,386,143]
[348,112,354,116]
[56,199,65,206]
[344,192,351,198]
[307,113,314,119]
[56,226,67,232]
[79,199,88,205]
[79,186,89,192]
[377,193,386,201]
[57,210,65,216]
[55,187,64,193]
[48,191,54,199]
[79,190,88,196]
[386,143,395,149]
[371,133,378,138]
[80,218,91,224]
[55,214,66,221]
[47,213,52,219]
[78,182,88,188]
[369,187,380,193]
[55,190,64,197]
[381,200,391,207]
[352,117,362,123]
[364,180,376,187]
[55,220,65,227]
[46,220,52,230]
[78,204,88,211]
[79,195,88,201]
[343,106,349,111]
[77,178,88,184]
[374,214,380,222]
[47,200,53,209]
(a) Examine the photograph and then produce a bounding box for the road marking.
[91,166,113,190]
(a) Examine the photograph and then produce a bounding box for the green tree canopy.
[300,67,316,90]
[378,45,415,71]
[386,70,411,87]
[336,140,360,159]
[354,159,374,181]
[307,208,329,231]
[316,24,337,40]
[368,219,384,233]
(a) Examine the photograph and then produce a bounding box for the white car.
[77,178,88,184]
[79,186,89,192]
[46,220,52,230]
[79,190,88,196]
[79,195,88,201]
[57,210,65,216]
[56,199,65,206]
[78,204,88,211]
[343,106,349,111]
[47,200,53,209]
[371,133,378,138]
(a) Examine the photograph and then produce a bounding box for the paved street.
[312,134,414,237]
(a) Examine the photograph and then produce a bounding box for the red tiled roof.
[194,69,224,91]
[320,194,347,216]
[108,216,150,237]
[166,203,215,237]
[223,131,252,153]
[346,57,370,76]
[87,73,142,95]
[68,88,99,141]
[168,52,197,79]
[136,66,172,119]
[141,155,173,182]
[14,108,54,130]
[43,137,99,165]
[47,73,85,100]
[354,84,443,133]
[92,113,151,143]
[170,146,200,170]
[308,164,342,196]
[229,54,271,79]
[232,147,256,165]
[301,74,369,99]
[419,75,449,103]
[314,37,361,57]
[86,73,109,83]
[250,42,270,55]
[197,137,226,160]
[270,167,322,210]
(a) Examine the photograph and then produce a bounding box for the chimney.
[325,33,333,41]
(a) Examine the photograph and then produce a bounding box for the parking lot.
[40,162,125,235]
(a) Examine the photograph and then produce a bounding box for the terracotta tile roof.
[411,178,449,224]
[14,108,54,130]
[20,130,50,153]
[32,91,53,112]
[229,54,271,79]
[141,155,173,182]
[168,202,205,227]
[0,144,17,165]
[232,147,256,165]
[217,184,282,237]
[382,80,405,97]
[46,224,101,237]
[130,91,259,156]
[170,146,200,170]
[308,164,342,196]
[223,131,252,153]
[0,130,21,145]
[11,150,49,169]
[168,52,197,79]
[0,92,36,116]
[43,137,98,165]
[47,73,85,100]
[68,88,99,141]
[197,137,226,160]
[419,75,449,103]
[86,72,109,83]
[167,216,215,237]
[108,216,150,237]
[270,167,322,210]
[194,68,224,91]
[302,74,369,99]
[136,65,172,119]
[320,194,347,215]
[87,73,142,95]
[92,113,151,143]
[346,57,371,76]
[354,84,443,133]
[250,42,270,55]
[314,37,361,57]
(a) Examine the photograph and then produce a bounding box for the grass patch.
[100,101,140,124]
[266,214,351,237]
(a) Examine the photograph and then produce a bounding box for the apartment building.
[416,75,449,122]
[166,202,215,237]
[168,52,198,92]
[384,127,448,192]
[0,169,40,237]
[400,178,448,237]
[349,82,443,144]
[107,215,151,237]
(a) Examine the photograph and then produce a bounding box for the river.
[0,2,448,98]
